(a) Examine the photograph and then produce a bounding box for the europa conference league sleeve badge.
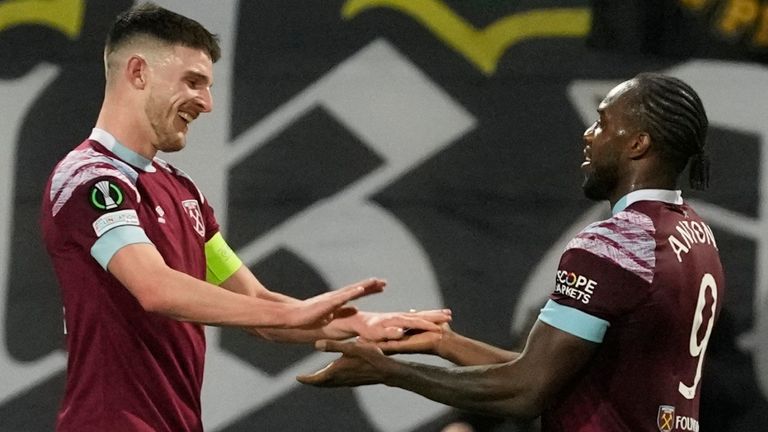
[89,180,125,211]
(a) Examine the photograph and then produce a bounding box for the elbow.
[513,383,556,419]
[129,272,176,315]
[491,395,544,420]
[512,396,545,419]
[488,384,547,419]
[134,288,170,314]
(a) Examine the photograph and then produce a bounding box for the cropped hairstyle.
[106,2,221,62]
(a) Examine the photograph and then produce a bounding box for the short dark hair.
[106,2,221,62]
[631,73,710,189]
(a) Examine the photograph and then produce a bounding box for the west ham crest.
[182,199,205,237]
[657,405,675,432]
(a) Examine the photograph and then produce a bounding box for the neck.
[608,174,678,209]
[95,93,157,160]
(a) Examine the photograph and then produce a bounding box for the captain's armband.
[205,232,242,285]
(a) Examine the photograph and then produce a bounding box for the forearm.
[248,310,359,343]
[439,332,519,366]
[141,267,293,327]
[110,245,291,327]
[385,360,540,419]
[230,274,350,342]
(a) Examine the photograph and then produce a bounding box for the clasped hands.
[297,319,454,387]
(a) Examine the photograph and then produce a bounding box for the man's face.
[580,80,637,201]
[144,45,213,153]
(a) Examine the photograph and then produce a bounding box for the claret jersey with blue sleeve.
[41,128,220,432]
[537,189,724,432]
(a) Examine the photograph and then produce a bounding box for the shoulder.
[565,209,656,283]
[48,143,141,216]
[154,157,206,204]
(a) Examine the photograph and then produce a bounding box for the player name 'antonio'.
[668,220,717,263]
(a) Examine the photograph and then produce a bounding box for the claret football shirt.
[41,128,220,432]
[538,189,724,432]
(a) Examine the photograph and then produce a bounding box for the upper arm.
[107,242,170,304]
[511,319,598,412]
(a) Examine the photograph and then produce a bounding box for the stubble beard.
[145,92,185,154]
[582,163,618,202]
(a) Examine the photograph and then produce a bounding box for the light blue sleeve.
[537,299,610,343]
[90,225,153,269]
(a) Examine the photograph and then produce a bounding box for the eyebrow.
[185,71,213,88]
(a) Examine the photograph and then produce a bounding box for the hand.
[346,309,452,341]
[375,322,454,355]
[285,278,386,328]
[296,339,393,387]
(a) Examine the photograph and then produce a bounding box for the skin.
[296,78,682,417]
[98,38,451,338]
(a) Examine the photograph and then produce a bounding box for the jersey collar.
[612,189,683,215]
[89,128,156,173]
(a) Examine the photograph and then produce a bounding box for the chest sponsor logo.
[182,199,205,238]
[92,209,140,237]
[89,180,123,211]
[555,270,597,304]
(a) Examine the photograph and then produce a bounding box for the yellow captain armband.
[205,232,243,285]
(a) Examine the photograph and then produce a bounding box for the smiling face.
[581,80,639,201]
[144,45,213,153]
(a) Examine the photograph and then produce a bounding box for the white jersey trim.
[612,189,682,215]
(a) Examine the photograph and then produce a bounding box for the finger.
[296,372,321,385]
[410,309,453,321]
[304,285,379,325]
[376,339,411,353]
[376,338,427,354]
[382,317,442,332]
[330,284,369,304]
[401,310,452,325]
[314,339,350,353]
[344,278,386,295]
[296,362,335,386]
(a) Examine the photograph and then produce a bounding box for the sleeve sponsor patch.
[92,209,140,237]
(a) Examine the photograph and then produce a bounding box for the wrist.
[435,326,458,359]
[381,356,407,387]
[326,311,364,339]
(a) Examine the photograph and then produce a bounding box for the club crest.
[657,405,675,432]
[182,199,205,237]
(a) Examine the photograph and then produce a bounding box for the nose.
[583,122,596,142]
[584,122,597,138]
[198,87,213,113]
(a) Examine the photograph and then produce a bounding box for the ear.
[628,132,651,159]
[125,55,148,90]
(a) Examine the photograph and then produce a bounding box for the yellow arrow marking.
[0,0,85,40]
[343,0,591,75]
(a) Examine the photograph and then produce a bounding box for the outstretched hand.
[373,322,453,355]
[285,278,386,328]
[296,339,393,387]
[345,309,452,341]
